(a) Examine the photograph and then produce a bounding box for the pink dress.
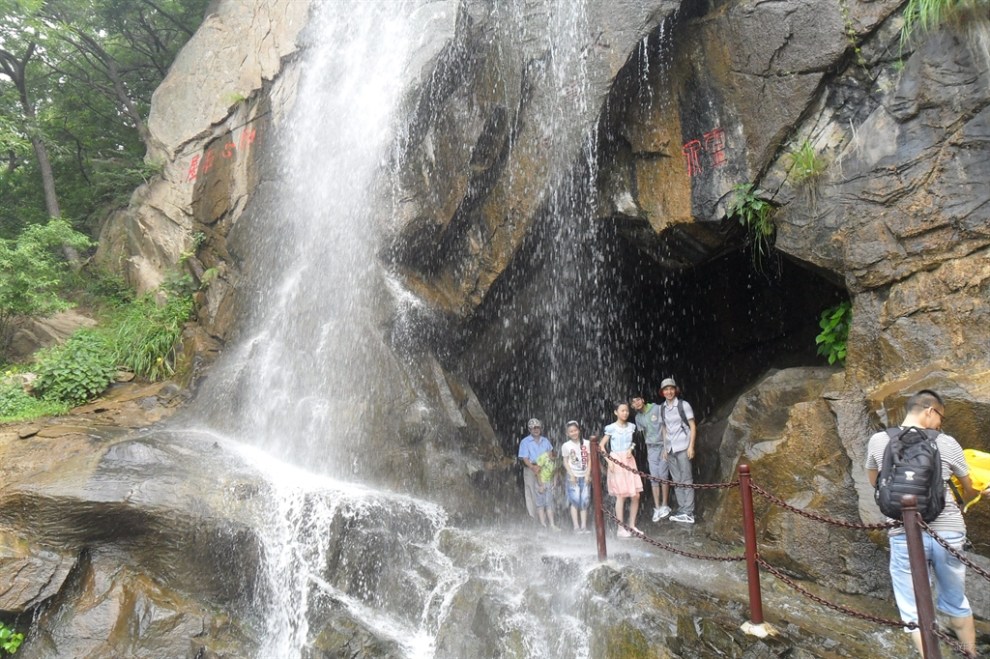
[604,422,643,497]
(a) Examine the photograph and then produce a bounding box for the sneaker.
[616,527,632,539]
[653,505,671,522]
[670,512,695,524]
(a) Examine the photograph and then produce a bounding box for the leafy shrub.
[84,268,134,308]
[33,330,116,406]
[0,380,68,423]
[0,219,93,356]
[111,292,193,380]
[727,183,776,272]
[816,301,852,365]
[0,620,23,654]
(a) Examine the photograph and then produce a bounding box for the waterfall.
[171,1,617,656]
[185,1,421,476]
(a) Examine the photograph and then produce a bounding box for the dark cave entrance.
[455,213,848,454]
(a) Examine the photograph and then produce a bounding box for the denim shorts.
[889,531,971,627]
[566,477,590,509]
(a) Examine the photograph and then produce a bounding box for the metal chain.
[601,451,738,490]
[932,626,978,659]
[603,509,745,563]
[755,557,912,629]
[917,521,990,583]
[749,481,902,531]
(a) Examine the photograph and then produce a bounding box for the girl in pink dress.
[600,401,643,538]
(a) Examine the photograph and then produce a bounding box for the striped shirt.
[865,428,970,536]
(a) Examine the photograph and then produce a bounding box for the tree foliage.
[0,217,92,353]
[0,0,209,235]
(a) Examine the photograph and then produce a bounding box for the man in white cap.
[660,378,697,523]
[518,418,553,522]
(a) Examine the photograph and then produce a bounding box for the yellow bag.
[951,449,990,512]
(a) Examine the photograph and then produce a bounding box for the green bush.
[33,330,116,406]
[0,380,69,423]
[0,219,93,355]
[816,301,852,365]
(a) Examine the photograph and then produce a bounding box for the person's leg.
[629,494,640,530]
[647,446,662,511]
[522,468,538,519]
[568,480,581,530]
[669,451,695,515]
[928,532,975,654]
[887,534,922,651]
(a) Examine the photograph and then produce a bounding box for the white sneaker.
[616,527,632,538]
[653,505,671,522]
[670,512,695,524]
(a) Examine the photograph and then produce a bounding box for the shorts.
[534,481,553,509]
[889,531,971,628]
[646,444,669,481]
[566,477,590,509]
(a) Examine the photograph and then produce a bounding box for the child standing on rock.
[600,401,642,537]
[561,420,592,533]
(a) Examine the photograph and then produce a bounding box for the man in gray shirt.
[660,378,696,524]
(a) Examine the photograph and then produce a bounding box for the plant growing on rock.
[815,300,852,365]
[788,140,827,185]
[0,620,23,655]
[727,183,777,273]
[901,0,989,45]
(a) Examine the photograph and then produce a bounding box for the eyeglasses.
[928,407,946,422]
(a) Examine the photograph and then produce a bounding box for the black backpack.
[874,427,945,522]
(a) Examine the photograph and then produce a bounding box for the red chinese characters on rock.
[681,127,727,176]
[185,127,258,183]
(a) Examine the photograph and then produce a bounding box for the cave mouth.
[455,217,847,451]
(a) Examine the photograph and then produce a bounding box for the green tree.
[0,217,92,355]
[0,0,62,219]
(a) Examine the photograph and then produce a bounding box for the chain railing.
[588,438,984,658]
[603,509,745,562]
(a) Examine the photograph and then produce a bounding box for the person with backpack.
[659,378,696,524]
[865,389,989,657]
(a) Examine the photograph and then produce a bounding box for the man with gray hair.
[660,378,697,524]
[518,418,553,522]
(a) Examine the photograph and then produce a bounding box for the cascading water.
[171,1,627,656]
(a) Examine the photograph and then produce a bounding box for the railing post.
[738,464,766,630]
[902,495,942,659]
[590,436,607,561]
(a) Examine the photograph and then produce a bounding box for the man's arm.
[956,473,987,504]
[867,468,878,488]
[687,419,697,460]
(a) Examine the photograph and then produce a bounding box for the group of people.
[517,377,697,536]
[521,382,990,657]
